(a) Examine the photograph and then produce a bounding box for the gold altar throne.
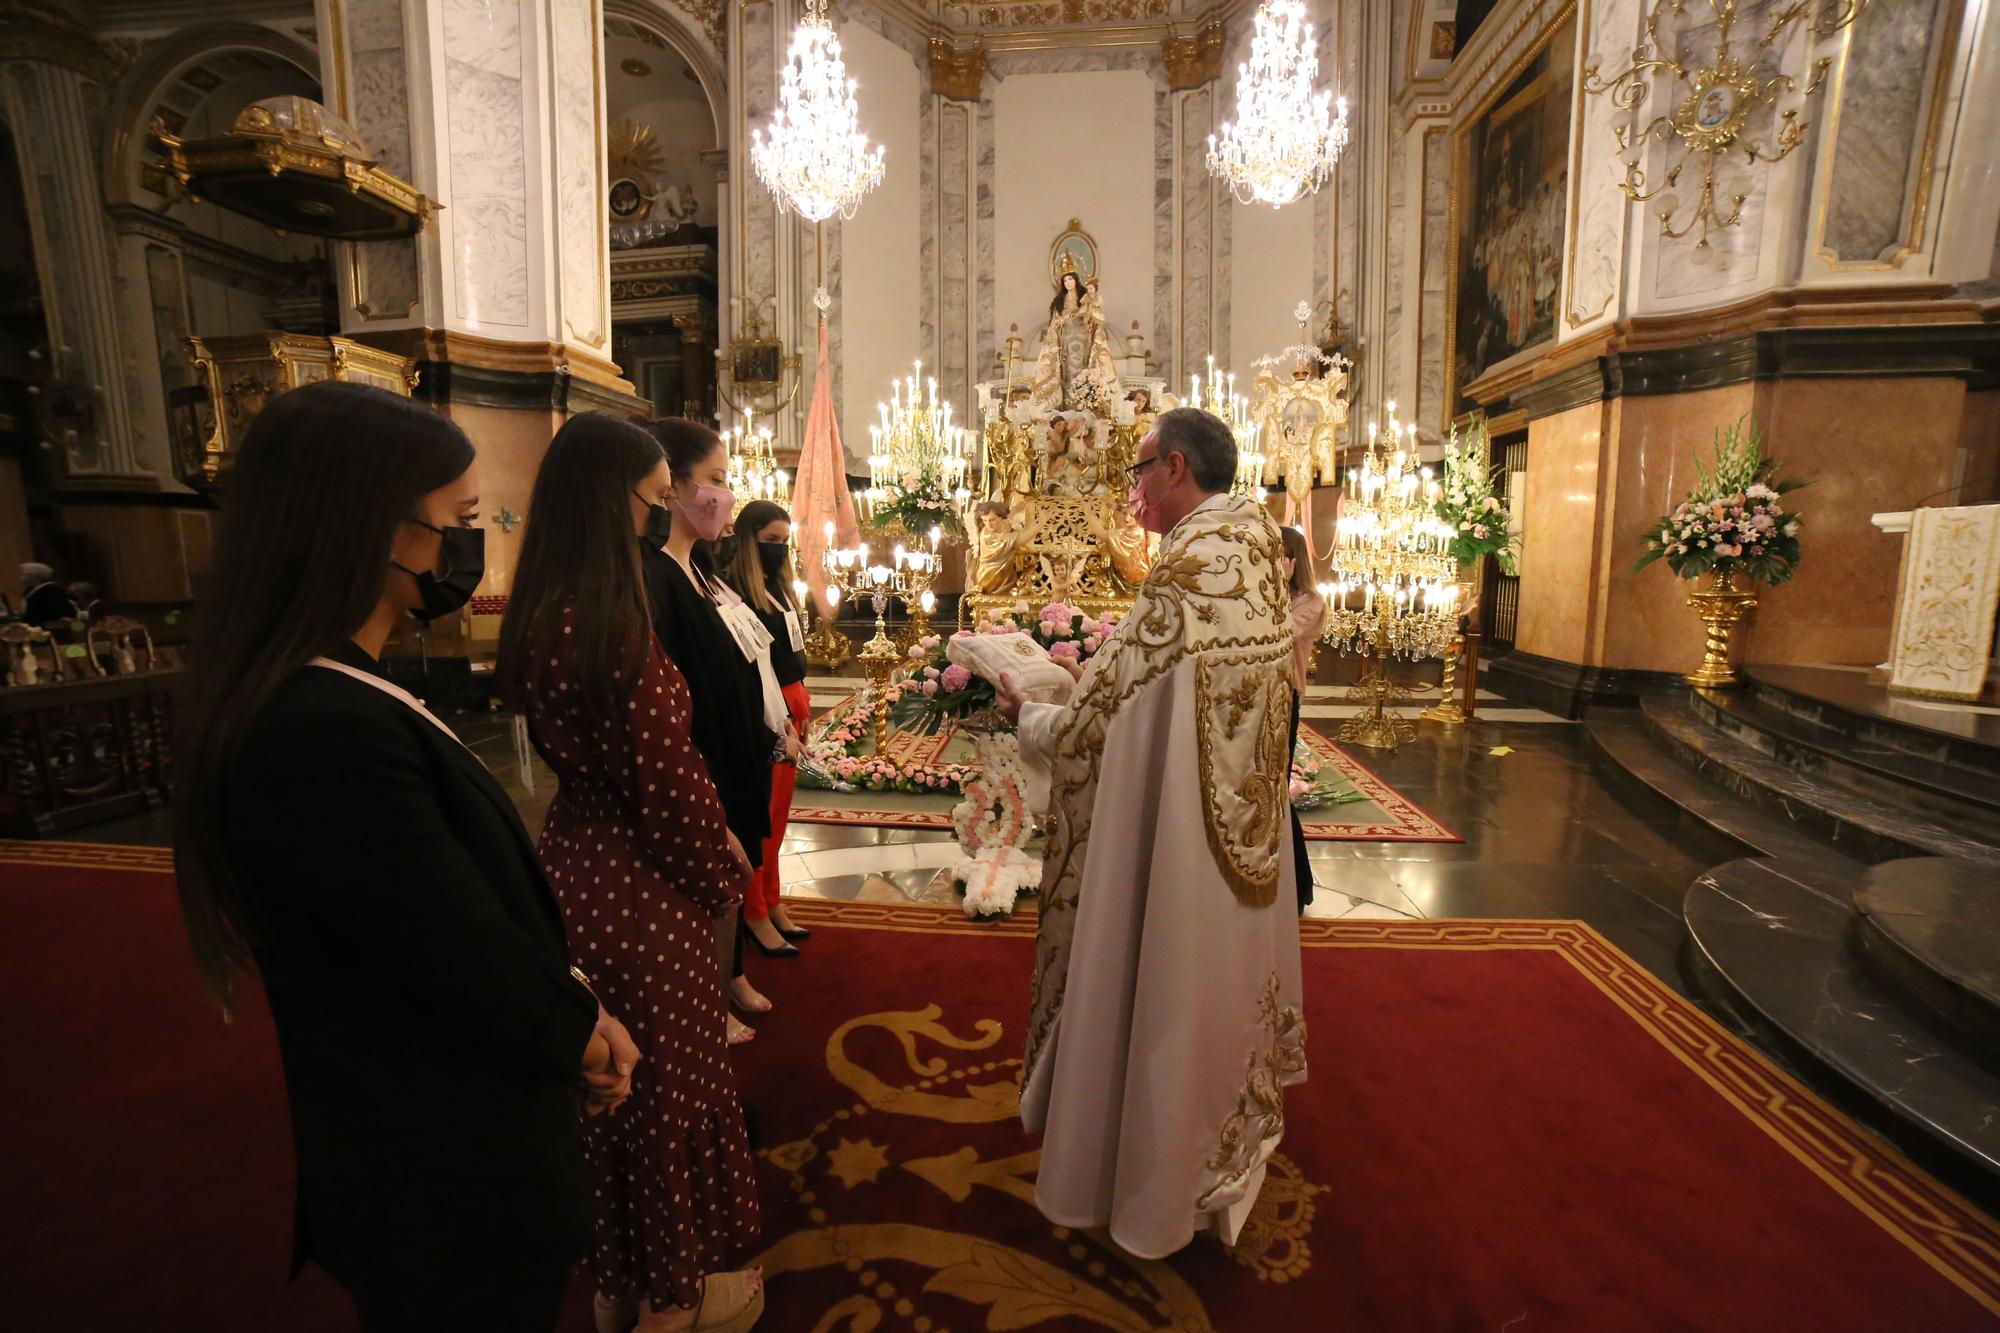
[962,413,1153,624]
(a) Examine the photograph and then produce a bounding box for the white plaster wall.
[1227,195,1318,384]
[991,69,1155,354]
[836,20,923,439]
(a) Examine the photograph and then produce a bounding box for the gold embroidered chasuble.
[1014,491,1307,1259]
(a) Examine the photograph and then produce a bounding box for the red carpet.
[3,843,1996,1330]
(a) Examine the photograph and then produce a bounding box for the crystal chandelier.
[1206,0,1350,208]
[751,0,886,223]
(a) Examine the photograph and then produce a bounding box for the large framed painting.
[1448,9,1576,408]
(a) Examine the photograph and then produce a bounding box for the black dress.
[222,639,599,1329]
[642,546,775,868]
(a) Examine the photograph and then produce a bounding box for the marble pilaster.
[0,60,147,480]
[317,0,617,366]
[975,89,995,393]
[939,97,974,412]
[1153,84,1175,383]
[1565,0,1636,332]
[1176,85,1217,377]
[919,93,939,375]
[1415,125,1449,433]
[334,0,422,322]
[1819,0,1947,265]
[1382,127,1408,414]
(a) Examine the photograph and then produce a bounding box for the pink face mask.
[676,483,734,542]
[1127,470,1165,535]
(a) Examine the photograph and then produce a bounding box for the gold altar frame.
[1048,218,1099,287]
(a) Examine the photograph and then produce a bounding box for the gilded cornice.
[850,0,1253,59]
[1161,19,1225,89]
[928,35,987,100]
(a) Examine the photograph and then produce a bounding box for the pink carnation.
[940,664,972,691]
[1083,634,1102,652]
[921,679,939,696]
[1050,640,1082,662]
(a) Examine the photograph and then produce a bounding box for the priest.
[996,406,1306,1259]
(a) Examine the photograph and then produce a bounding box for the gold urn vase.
[1683,569,1758,689]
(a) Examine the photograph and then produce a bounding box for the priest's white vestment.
[1015,491,1306,1260]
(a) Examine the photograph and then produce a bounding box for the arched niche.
[101,22,323,213]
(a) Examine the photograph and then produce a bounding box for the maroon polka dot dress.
[524,623,760,1310]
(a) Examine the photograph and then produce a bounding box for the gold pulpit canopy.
[154,96,435,241]
[176,333,419,489]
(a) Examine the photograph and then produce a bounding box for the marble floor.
[93,698,1700,1001]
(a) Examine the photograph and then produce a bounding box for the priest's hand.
[996,672,1026,725]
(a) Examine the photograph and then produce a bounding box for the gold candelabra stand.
[1318,401,1459,750]
[1185,354,1265,499]
[821,536,924,752]
[791,576,851,669]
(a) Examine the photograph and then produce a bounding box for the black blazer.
[222,641,598,1292]
[642,546,775,863]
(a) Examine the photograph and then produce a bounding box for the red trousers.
[748,679,812,919]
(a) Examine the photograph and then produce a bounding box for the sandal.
[595,1292,640,1333]
[726,1015,757,1047]
[693,1269,765,1332]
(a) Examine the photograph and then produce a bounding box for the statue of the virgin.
[1032,254,1120,414]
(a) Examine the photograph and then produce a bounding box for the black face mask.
[758,541,788,578]
[393,519,485,622]
[635,491,672,545]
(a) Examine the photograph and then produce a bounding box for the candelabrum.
[794,575,851,669]
[889,526,946,651]
[820,528,937,750]
[859,360,973,531]
[1186,353,1265,499]
[723,409,789,510]
[1318,400,1459,749]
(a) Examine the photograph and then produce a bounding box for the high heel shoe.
[775,923,812,942]
[746,931,800,959]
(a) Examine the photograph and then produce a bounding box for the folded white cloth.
[947,631,1076,706]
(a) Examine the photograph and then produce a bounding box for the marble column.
[727,0,809,453]
[316,0,619,383]
[0,59,149,482]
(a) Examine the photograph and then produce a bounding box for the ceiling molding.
[86,0,313,32]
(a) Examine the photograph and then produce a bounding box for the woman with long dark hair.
[498,412,763,1333]
[641,418,784,1043]
[714,500,815,956]
[172,380,638,1331]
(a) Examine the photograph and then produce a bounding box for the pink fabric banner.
[793,318,858,617]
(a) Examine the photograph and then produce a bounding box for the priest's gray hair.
[1154,406,1237,493]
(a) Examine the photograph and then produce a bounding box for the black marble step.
[1854,858,2000,1049]
[1685,857,2000,1180]
[1690,688,2000,846]
[1586,711,1864,875]
[1749,665,2000,782]
[1639,695,2000,865]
